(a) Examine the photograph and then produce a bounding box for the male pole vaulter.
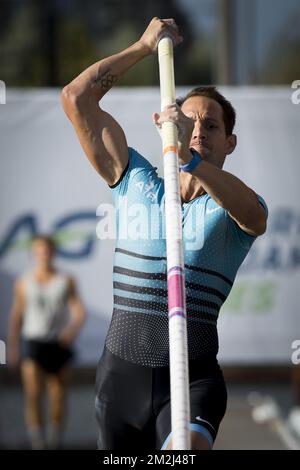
[61,18,267,450]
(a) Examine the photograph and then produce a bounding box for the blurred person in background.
[7,235,86,450]
[61,17,267,450]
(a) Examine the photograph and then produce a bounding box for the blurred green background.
[1,0,300,88]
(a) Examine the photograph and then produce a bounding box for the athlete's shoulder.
[128,147,155,170]
[109,146,158,194]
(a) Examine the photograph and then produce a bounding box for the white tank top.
[21,273,70,341]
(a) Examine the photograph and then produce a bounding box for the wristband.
[179,149,202,172]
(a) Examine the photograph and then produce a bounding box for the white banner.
[0,87,299,365]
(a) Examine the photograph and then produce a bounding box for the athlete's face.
[180,96,236,167]
[32,240,54,266]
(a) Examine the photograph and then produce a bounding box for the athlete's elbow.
[246,203,267,236]
[253,198,267,235]
[61,85,86,116]
[253,216,267,236]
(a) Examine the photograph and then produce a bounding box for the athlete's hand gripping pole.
[158,35,191,451]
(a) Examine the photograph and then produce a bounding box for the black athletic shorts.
[95,346,227,450]
[23,339,74,374]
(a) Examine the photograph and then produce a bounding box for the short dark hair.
[32,234,56,252]
[176,86,236,136]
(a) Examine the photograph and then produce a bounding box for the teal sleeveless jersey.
[105,147,268,367]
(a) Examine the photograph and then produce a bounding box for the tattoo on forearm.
[95,68,118,90]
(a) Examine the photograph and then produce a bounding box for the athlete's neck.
[34,266,56,280]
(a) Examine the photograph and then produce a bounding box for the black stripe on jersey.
[113,294,220,313]
[114,280,225,304]
[116,247,165,261]
[114,266,229,301]
[112,307,217,324]
[185,281,227,302]
[114,248,233,286]
[185,264,233,286]
[114,266,166,280]
[113,281,167,297]
[186,296,220,311]
[114,295,167,312]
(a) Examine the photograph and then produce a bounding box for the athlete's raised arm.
[61,18,182,186]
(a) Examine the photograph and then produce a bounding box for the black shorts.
[95,346,227,450]
[23,339,74,374]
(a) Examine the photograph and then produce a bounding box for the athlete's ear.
[226,134,237,156]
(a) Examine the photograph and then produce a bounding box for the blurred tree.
[68,0,198,86]
[261,39,300,84]
[259,12,300,84]
[185,38,213,85]
[0,2,48,86]
[57,18,97,85]
[0,0,15,38]
[0,0,213,87]
[96,22,158,86]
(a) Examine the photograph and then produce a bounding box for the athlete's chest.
[120,176,228,256]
